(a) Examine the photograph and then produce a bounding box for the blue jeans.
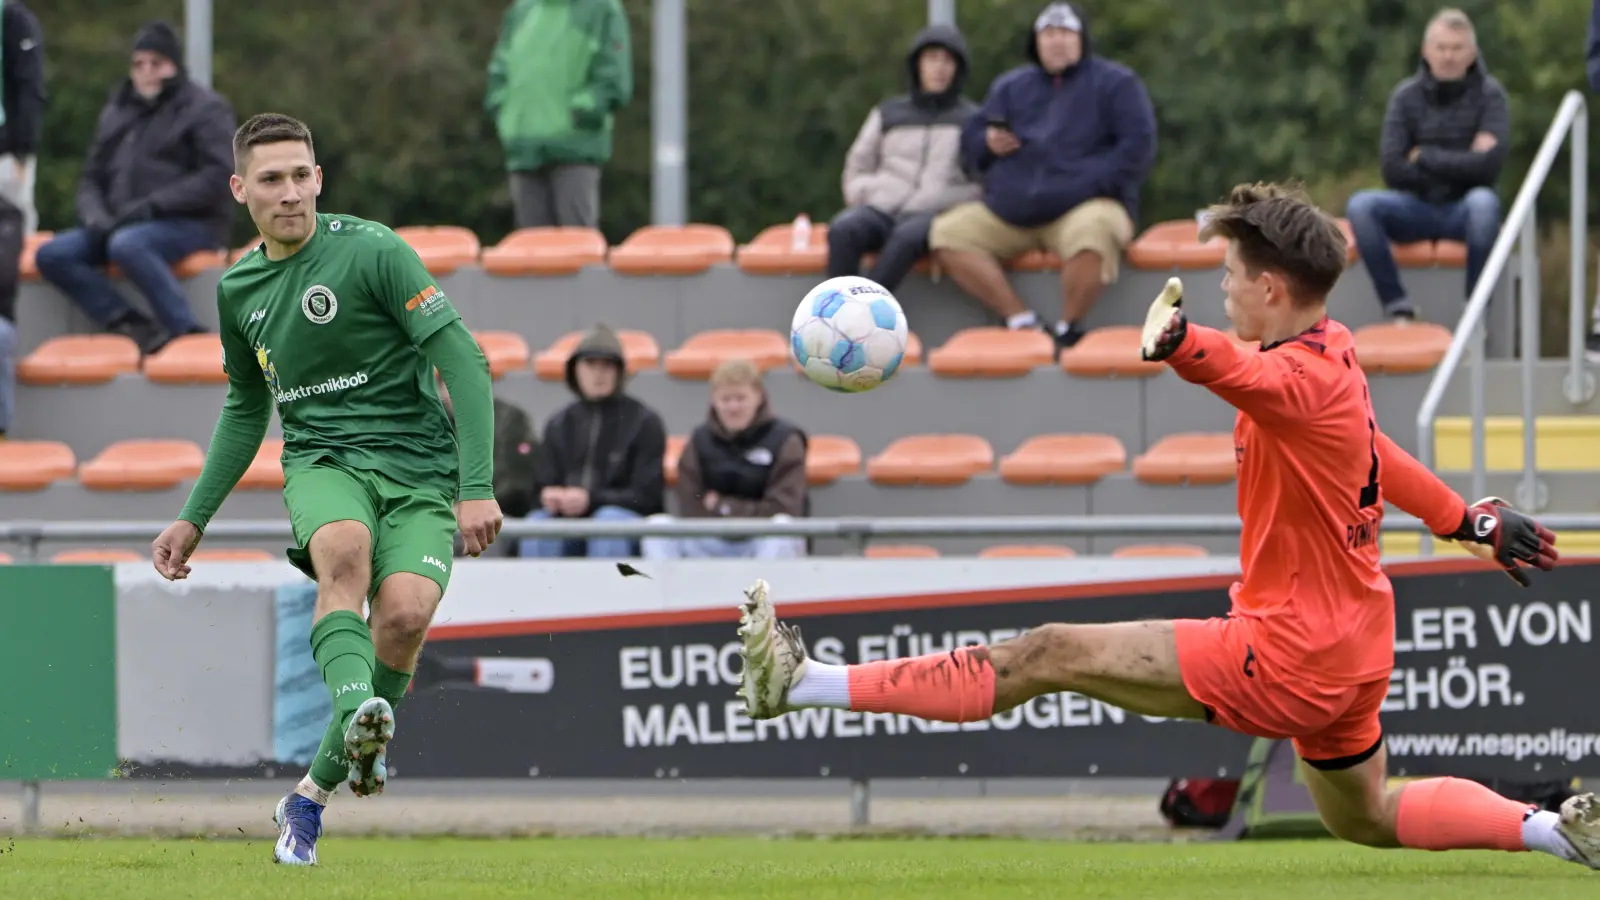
[519,505,641,559]
[1345,187,1501,312]
[0,314,13,434]
[35,219,215,334]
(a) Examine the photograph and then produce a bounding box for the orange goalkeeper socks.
[1395,776,1532,852]
[843,647,997,722]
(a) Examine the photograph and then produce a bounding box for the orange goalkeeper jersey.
[1165,318,1466,684]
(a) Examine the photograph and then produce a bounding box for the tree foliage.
[30,0,1597,256]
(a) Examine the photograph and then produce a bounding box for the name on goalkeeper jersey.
[275,372,369,404]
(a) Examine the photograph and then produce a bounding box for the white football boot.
[735,579,809,720]
[1556,792,1600,868]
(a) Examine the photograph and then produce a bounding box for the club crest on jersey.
[301,284,338,324]
[254,343,281,392]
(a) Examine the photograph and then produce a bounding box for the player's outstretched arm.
[1141,279,1317,426]
[421,320,502,555]
[156,360,272,580]
[1377,429,1559,585]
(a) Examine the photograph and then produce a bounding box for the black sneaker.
[1383,300,1417,323]
[106,312,164,355]
[1046,322,1087,357]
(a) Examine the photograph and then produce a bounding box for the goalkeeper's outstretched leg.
[736,579,1599,869]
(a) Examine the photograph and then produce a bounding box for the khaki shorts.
[929,198,1135,283]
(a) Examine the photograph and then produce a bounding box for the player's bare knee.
[371,573,441,651]
[990,623,1093,692]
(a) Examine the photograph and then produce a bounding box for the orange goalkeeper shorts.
[1173,616,1387,769]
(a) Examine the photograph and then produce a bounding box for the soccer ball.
[790,276,909,393]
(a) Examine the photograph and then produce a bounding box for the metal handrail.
[1415,90,1593,555]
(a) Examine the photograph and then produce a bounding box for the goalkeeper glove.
[1140,276,1188,362]
[1444,496,1559,587]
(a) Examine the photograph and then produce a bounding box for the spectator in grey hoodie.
[825,23,979,292]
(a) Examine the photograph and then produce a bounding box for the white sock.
[294,775,332,807]
[785,660,851,708]
[1005,311,1038,330]
[1522,810,1579,860]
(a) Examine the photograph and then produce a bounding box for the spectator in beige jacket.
[825,24,980,292]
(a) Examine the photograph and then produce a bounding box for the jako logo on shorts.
[275,372,369,405]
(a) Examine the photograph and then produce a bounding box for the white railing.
[1415,90,1594,555]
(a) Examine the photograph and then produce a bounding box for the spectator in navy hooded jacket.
[927,2,1155,354]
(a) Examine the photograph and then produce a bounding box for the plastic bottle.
[792,213,812,251]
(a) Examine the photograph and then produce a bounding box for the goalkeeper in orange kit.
[735,183,1593,867]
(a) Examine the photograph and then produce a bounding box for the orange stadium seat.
[1331,218,1360,264]
[18,335,141,385]
[472,330,531,378]
[864,544,941,559]
[805,435,863,485]
[395,226,481,275]
[867,434,994,486]
[999,434,1127,486]
[230,236,264,264]
[927,327,1056,377]
[608,224,735,276]
[51,548,144,564]
[0,551,11,564]
[0,440,77,491]
[1112,543,1209,558]
[1352,321,1452,374]
[1132,433,1237,485]
[79,439,205,491]
[664,329,789,379]
[664,435,687,487]
[481,227,607,276]
[238,439,285,491]
[1126,220,1227,270]
[534,330,661,380]
[736,222,829,276]
[1059,326,1163,378]
[20,230,52,281]
[1007,249,1061,272]
[1388,240,1466,268]
[143,333,226,384]
[188,548,276,562]
[980,544,1077,558]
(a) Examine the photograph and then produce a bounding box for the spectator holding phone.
[926,2,1156,354]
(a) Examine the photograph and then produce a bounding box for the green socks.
[306,610,377,793]
[373,658,414,709]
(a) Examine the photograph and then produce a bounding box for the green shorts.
[282,460,457,599]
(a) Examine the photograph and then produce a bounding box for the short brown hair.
[233,113,314,173]
[1199,182,1348,304]
[710,358,763,389]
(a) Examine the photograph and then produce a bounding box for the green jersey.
[217,213,461,494]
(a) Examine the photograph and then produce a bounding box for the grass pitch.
[0,836,1592,899]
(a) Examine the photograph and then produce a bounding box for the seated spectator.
[521,324,665,559]
[642,359,807,561]
[36,21,235,355]
[929,2,1155,354]
[1345,8,1508,322]
[0,0,42,439]
[437,368,541,557]
[826,23,980,292]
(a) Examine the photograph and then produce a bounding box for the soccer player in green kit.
[148,113,504,866]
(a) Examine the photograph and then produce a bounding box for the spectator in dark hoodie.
[642,359,808,561]
[0,0,44,440]
[35,21,236,355]
[1345,8,1508,322]
[827,23,980,292]
[520,323,666,559]
[928,2,1155,354]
